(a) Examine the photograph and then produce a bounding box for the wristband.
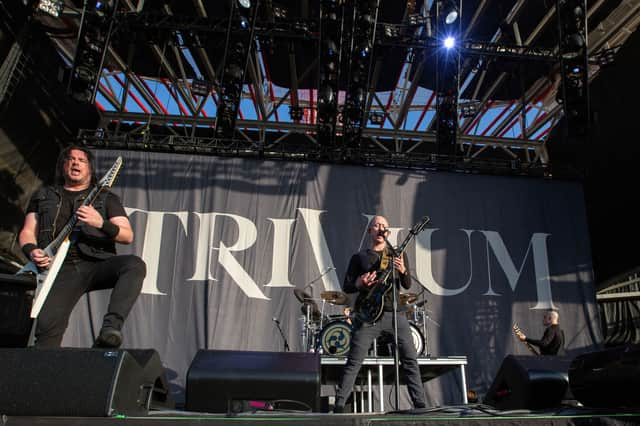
[100,220,120,239]
[22,243,38,259]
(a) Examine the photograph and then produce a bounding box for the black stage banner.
[60,150,601,407]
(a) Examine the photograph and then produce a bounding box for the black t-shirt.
[27,187,127,260]
[344,249,412,311]
[526,324,565,355]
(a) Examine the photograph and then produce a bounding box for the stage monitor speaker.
[484,355,571,410]
[186,350,320,413]
[124,349,175,411]
[569,344,640,408]
[0,348,170,416]
[0,273,35,347]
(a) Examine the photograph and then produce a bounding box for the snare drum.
[376,322,425,356]
[316,320,352,356]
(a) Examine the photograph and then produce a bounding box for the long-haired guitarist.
[514,309,565,356]
[333,215,426,413]
[18,146,145,348]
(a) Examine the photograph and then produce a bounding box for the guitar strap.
[379,247,390,271]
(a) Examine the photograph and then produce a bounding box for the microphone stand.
[273,318,290,352]
[382,233,401,410]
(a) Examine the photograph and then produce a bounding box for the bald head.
[543,310,559,326]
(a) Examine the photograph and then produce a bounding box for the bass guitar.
[17,156,123,318]
[513,323,539,355]
[355,215,431,324]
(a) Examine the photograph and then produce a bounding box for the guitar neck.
[513,324,539,355]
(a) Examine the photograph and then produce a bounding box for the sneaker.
[93,327,122,348]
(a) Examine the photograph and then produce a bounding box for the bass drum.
[376,322,425,356]
[316,320,352,356]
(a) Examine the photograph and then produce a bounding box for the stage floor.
[4,406,640,426]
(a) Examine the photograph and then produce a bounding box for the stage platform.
[321,356,468,412]
[3,406,640,426]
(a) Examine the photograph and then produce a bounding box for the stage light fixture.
[369,112,384,125]
[442,0,459,25]
[408,14,427,26]
[384,24,399,38]
[238,0,251,8]
[37,0,64,17]
[289,106,304,121]
[460,104,477,118]
[273,6,287,19]
[443,36,455,49]
[191,79,211,97]
[593,48,616,66]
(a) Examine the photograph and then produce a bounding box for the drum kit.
[294,288,435,357]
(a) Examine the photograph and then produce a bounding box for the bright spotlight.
[443,36,455,49]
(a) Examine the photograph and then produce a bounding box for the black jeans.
[35,254,146,347]
[335,311,426,409]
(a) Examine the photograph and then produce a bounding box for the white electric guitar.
[17,156,123,318]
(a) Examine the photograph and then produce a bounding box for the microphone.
[378,228,389,236]
[272,317,280,325]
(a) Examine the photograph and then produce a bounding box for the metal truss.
[87,111,549,174]
[28,0,640,177]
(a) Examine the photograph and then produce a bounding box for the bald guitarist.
[515,310,565,356]
[333,215,426,413]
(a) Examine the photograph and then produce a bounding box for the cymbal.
[294,288,313,303]
[399,292,418,305]
[320,291,349,305]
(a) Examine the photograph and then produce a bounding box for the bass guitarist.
[333,215,426,413]
[18,146,145,348]
[515,310,565,356]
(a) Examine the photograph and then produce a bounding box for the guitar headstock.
[409,215,431,235]
[98,156,123,189]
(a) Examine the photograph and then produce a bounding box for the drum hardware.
[320,291,349,305]
[293,267,338,352]
[398,292,418,306]
[408,299,439,357]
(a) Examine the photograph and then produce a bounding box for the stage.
[3,406,640,426]
[321,356,469,412]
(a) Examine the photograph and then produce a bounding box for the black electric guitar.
[513,323,539,355]
[17,156,123,318]
[355,216,431,324]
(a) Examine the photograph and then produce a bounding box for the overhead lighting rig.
[317,0,345,147]
[434,0,461,158]
[556,0,589,141]
[342,0,379,149]
[214,0,259,139]
[68,0,118,103]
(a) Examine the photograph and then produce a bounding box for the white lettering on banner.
[415,229,474,296]
[202,212,269,300]
[264,218,295,287]
[481,231,557,310]
[186,212,268,299]
[125,208,188,296]
[296,208,341,291]
[188,212,216,281]
[125,208,556,307]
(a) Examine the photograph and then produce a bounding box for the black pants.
[335,312,427,409]
[36,254,146,347]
